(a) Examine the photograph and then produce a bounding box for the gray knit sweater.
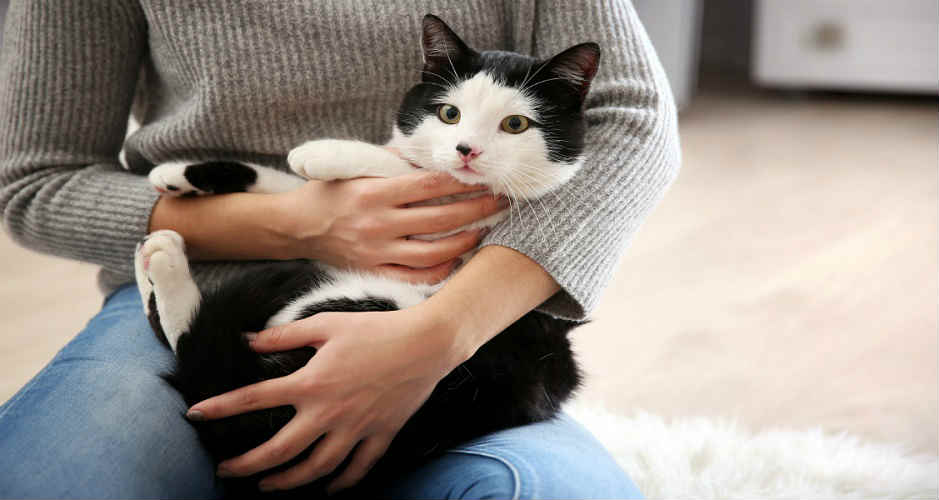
[0,0,679,320]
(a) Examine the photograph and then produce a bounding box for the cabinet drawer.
[753,0,937,93]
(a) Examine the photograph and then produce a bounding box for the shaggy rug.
[565,403,938,499]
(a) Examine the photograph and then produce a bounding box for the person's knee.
[398,451,519,500]
[447,451,520,499]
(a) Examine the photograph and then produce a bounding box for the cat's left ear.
[421,14,476,82]
[542,43,602,101]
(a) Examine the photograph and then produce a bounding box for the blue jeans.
[0,285,642,499]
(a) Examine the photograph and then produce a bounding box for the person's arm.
[0,0,153,277]
[482,0,682,319]
[149,172,508,282]
[184,244,558,493]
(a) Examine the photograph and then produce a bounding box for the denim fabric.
[0,285,642,499]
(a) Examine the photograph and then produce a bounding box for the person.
[0,0,679,498]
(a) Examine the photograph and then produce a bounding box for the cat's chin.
[448,169,491,187]
[419,165,491,187]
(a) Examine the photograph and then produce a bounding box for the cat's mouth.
[457,165,481,175]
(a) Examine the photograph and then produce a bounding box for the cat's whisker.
[509,173,560,239]
[519,60,551,95]
[420,70,456,89]
[499,178,527,235]
[508,167,596,216]
[520,76,568,93]
[500,174,549,246]
[443,48,462,86]
[517,63,534,98]
[507,178,551,247]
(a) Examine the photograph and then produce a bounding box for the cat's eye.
[500,115,530,134]
[437,104,461,124]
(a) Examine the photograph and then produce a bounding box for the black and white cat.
[136,15,600,496]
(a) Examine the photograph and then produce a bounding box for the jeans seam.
[448,448,522,500]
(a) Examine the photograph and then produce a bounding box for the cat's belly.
[264,266,439,329]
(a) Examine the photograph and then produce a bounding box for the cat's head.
[391,15,600,200]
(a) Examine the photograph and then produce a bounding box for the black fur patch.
[182,161,259,194]
[296,297,397,320]
[146,292,171,349]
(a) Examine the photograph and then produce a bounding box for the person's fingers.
[383,170,488,205]
[384,230,483,268]
[258,431,359,491]
[249,315,331,353]
[326,435,393,495]
[186,376,296,421]
[373,259,460,284]
[216,416,322,478]
[390,195,507,236]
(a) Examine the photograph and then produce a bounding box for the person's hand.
[276,171,507,283]
[184,305,466,494]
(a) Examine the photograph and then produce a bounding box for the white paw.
[148,162,206,197]
[135,230,189,287]
[288,140,369,180]
[288,142,327,180]
[134,230,199,353]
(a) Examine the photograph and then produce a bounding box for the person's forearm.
[417,245,561,363]
[149,193,295,261]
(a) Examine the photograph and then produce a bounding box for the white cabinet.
[752,0,938,94]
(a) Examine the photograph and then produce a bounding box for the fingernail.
[216,466,235,478]
[244,332,258,343]
[186,409,205,421]
[498,197,510,208]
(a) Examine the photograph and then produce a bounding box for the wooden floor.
[1,86,936,454]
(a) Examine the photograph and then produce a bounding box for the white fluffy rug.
[565,403,938,499]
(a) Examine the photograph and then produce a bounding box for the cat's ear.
[421,14,475,82]
[542,43,601,101]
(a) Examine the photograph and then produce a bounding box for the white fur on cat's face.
[388,72,581,200]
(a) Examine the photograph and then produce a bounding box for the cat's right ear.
[421,14,475,83]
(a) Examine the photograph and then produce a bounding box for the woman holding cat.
[0,1,679,498]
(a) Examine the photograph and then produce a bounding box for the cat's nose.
[456,143,481,160]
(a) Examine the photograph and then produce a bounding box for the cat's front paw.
[288,140,413,180]
[148,163,207,197]
[287,142,331,180]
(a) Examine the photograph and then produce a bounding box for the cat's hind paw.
[134,230,199,352]
[136,230,188,282]
[135,230,186,317]
[148,163,208,197]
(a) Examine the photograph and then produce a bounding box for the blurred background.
[1,0,936,461]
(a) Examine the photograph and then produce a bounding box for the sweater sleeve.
[482,0,682,320]
[0,0,158,278]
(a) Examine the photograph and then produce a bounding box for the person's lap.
[0,284,642,499]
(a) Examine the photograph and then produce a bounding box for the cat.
[136,14,600,497]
